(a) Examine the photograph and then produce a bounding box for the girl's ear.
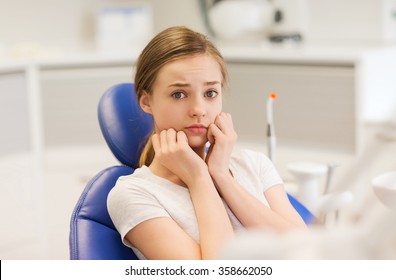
[139,91,153,114]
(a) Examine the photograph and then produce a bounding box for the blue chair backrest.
[97,83,153,168]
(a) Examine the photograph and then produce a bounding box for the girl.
[107,26,306,260]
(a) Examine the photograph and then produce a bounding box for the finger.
[166,128,177,149]
[219,113,237,141]
[216,113,236,136]
[207,124,216,144]
[176,130,188,145]
[159,130,169,151]
[208,123,223,141]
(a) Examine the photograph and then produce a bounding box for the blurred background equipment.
[372,171,396,210]
[203,0,308,43]
[202,0,396,44]
[207,0,275,41]
[95,4,154,52]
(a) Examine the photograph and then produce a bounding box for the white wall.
[0,0,206,52]
[307,0,396,44]
[0,0,96,50]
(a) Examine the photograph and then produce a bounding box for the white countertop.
[0,49,140,72]
[1,42,395,72]
[219,43,372,65]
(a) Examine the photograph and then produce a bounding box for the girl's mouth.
[186,124,207,134]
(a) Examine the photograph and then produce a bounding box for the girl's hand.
[152,128,207,186]
[205,112,237,177]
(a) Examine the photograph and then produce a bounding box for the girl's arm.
[126,129,233,259]
[212,172,307,231]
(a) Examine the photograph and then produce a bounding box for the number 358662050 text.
[218,266,272,276]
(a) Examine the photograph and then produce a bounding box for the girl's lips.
[186,125,207,134]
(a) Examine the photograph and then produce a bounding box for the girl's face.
[140,54,223,149]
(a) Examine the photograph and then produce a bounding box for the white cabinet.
[0,70,30,156]
[40,66,132,148]
[224,62,357,153]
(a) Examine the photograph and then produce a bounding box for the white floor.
[1,124,395,259]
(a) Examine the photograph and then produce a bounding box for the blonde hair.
[135,26,228,167]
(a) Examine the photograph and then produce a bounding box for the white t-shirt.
[107,149,283,259]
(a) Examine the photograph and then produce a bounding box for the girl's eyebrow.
[205,81,221,86]
[168,81,221,87]
[168,82,190,88]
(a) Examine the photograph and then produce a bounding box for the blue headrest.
[98,83,153,168]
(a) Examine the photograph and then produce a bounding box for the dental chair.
[69,83,315,260]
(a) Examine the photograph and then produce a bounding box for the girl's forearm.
[187,174,234,259]
[212,173,306,232]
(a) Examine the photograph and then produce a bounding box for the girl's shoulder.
[230,148,283,192]
[230,148,279,179]
[110,165,188,199]
[116,165,151,183]
[109,166,157,198]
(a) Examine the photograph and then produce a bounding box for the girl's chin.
[187,136,208,148]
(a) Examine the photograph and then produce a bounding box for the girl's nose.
[190,98,206,117]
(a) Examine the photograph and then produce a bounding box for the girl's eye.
[172,92,186,99]
[205,90,218,98]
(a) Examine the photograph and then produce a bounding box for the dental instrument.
[267,92,277,163]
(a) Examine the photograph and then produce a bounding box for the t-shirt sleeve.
[236,149,283,193]
[255,151,284,192]
[107,176,170,248]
